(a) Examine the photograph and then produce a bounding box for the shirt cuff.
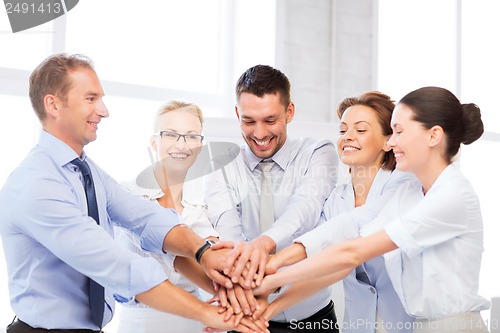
[295,218,360,257]
[295,232,325,257]
[114,256,167,299]
[385,220,424,259]
[162,252,176,271]
[140,208,181,253]
[193,228,220,240]
[262,226,291,252]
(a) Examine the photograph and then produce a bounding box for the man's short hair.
[235,64,291,108]
[29,53,94,121]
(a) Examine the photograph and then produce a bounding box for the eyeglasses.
[156,130,204,144]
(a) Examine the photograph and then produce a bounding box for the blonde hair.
[153,100,204,132]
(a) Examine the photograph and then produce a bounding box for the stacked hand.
[200,237,284,332]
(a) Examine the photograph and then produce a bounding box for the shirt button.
[369,287,376,294]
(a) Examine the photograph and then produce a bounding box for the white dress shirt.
[297,169,417,255]
[361,164,490,319]
[114,177,218,332]
[297,169,415,333]
[205,137,338,322]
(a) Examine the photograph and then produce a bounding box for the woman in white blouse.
[254,87,490,333]
[114,101,218,333]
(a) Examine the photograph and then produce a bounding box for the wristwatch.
[195,239,217,263]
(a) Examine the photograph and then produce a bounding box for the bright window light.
[377,0,458,100]
[0,22,54,70]
[0,2,276,330]
[65,0,224,95]
[461,0,500,133]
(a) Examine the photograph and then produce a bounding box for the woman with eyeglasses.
[114,101,219,333]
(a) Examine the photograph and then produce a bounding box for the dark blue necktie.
[71,158,105,328]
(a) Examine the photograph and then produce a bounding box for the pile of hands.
[201,237,282,333]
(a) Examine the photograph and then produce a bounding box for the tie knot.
[71,158,91,177]
[259,161,274,173]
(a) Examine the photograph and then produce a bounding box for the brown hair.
[29,53,94,121]
[235,64,291,108]
[337,91,396,170]
[399,86,484,162]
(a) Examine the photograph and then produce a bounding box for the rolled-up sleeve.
[127,256,168,297]
[14,175,169,299]
[384,219,424,259]
[383,183,471,259]
[296,214,360,257]
[103,169,180,254]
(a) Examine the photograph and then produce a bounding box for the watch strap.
[195,240,214,263]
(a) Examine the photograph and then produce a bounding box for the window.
[377,0,459,99]
[0,1,276,330]
[65,0,225,95]
[0,22,54,70]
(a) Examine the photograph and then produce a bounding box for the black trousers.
[6,319,102,333]
[230,300,339,333]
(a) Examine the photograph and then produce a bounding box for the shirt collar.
[337,168,392,201]
[365,168,391,202]
[37,130,81,167]
[426,163,455,196]
[133,183,164,200]
[130,166,205,205]
[243,138,292,171]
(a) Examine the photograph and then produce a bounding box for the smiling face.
[387,103,430,174]
[236,92,294,159]
[151,109,203,174]
[47,67,108,155]
[337,105,390,170]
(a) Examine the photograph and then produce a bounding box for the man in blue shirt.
[0,54,267,333]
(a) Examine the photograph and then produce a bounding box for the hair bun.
[461,103,484,145]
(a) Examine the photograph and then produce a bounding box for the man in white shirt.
[205,65,339,332]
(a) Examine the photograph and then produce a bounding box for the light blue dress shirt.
[297,169,415,333]
[205,137,338,322]
[0,131,179,330]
